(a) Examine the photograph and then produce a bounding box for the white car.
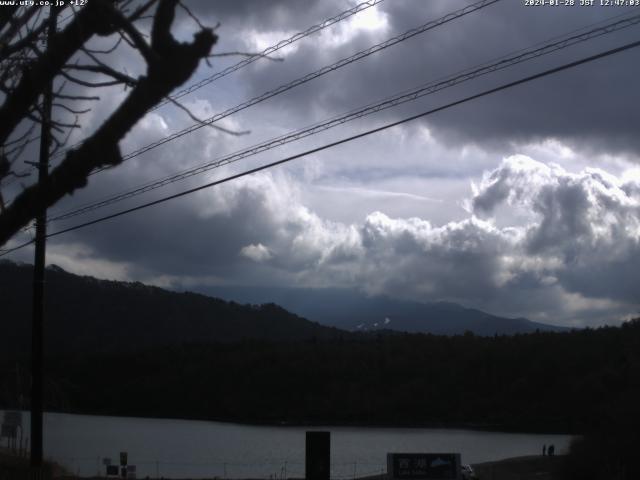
[461,464,477,480]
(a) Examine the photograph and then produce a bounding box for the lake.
[3,411,572,478]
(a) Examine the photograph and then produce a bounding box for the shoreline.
[0,407,576,435]
[473,455,566,480]
[1,453,568,480]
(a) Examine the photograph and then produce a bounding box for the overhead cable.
[153,0,387,110]
[87,0,501,174]
[47,0,387,161]
[47,13,640,224]
[3,36,639,256]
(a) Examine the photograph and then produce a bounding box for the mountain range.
[0,260,344,355]
[0,260,567,356]
[203,285,568,336]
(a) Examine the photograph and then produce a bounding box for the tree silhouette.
[0,0,217,246]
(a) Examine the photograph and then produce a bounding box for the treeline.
[2,320,638,434]
[0,261,348,356]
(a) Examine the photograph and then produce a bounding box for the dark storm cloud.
[55,177,283,278]
[186,0,342,35]
[206,0,640,155]
[39,150,640,326]
[7,0,639,328]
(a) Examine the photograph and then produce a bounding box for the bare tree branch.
[0,0,217,246]
[166,96,250,137]
[54,93,101,101]
[104,2,158,64]
[0,20,47,62]
[178,0,207,31]
[0,6,38,49]
[59,69,130,88]
[127,0,159,23]
[53,103,92,115]
[63,63,138,87]
[0,1,114,147]
[82,37,123,56]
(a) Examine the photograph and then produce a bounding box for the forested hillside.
[3,320,638,435]
[0,261,348,355]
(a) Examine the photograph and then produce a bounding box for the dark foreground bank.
[4,320,640,434]
[472,455,565,480]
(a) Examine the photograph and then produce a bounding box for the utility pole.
[30,5,57,474]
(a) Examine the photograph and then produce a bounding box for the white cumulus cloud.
[240,243,273,262]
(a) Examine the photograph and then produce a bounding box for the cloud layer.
[222,156,639,325]
[5,1,640,328]
[38,154,638,326]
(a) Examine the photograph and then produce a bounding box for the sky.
[4,0,640,327]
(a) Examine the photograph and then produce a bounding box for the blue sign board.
[387,453,461,480]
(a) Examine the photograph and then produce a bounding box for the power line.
[153,0,386,110]
[16,7,638,214]
[48,0,386,160]
[46,12,640,224]
[5,0,495,209]
[3,37,639,257]
[86,0,501,175]
[9,6,636,193]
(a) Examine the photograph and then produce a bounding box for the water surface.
[3,411,572,478]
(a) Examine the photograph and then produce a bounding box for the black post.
[30,5,57,471]
[305,431,330,480]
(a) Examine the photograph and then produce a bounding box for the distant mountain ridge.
[0,261,347,355]
[0,260,567,358]
[203,285,569,336]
